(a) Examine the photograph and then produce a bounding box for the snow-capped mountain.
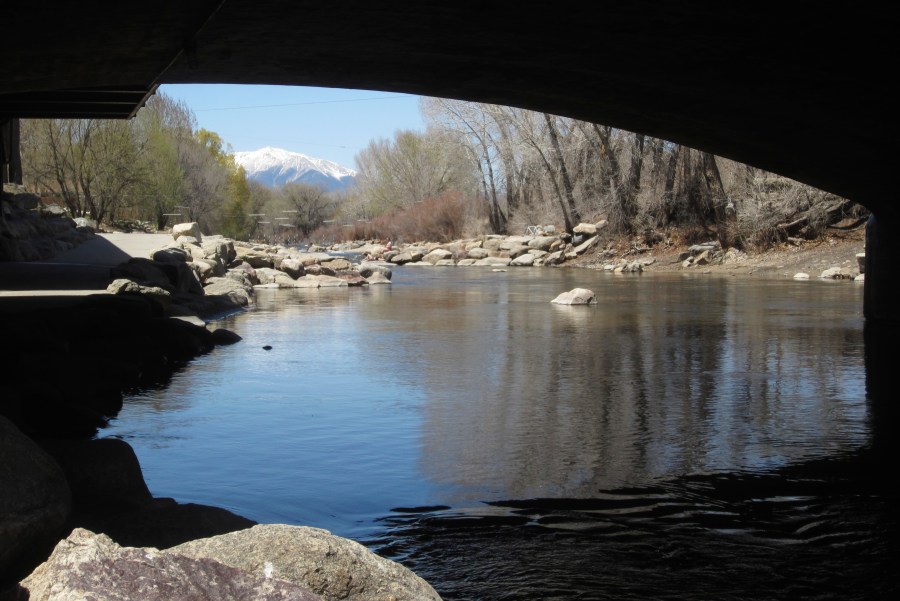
[233,147,357,191]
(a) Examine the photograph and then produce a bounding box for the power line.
[195,96,408,112]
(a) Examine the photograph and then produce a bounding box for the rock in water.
[551,288,596,305]
[168,524,443,601]
[19,528,323,601]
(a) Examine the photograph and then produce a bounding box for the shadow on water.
[369,448,898,601]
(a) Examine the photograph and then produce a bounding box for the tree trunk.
[700,151,741,249]
[662,144,680,218]
[543,113,581,228]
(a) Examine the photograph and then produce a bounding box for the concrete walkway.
[0,232,172,296]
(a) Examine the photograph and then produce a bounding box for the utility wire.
[195,96,407,112]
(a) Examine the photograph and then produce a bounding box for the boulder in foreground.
[19,528,322,601]
[168,524,442,601]
[551,288,596,305]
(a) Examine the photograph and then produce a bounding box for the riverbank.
[572,223,867,279]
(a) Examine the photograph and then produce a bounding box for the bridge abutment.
[863,214,900,323]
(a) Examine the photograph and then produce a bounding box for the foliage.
[308,190,469,245]
[20,93,251,238]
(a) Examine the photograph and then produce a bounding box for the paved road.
[0,232,172,296]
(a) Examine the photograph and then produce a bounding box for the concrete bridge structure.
[1,0,897,320]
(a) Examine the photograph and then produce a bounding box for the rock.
[510,253,535,266]
[211,328,242,345]
[793,272,810,279]
[434,259,456,266]
[390,250,424,265]
[473,256,511,267]
[357,262,392,279]
[192,259,216,282]
[365,272,392,285]
[237,250,275,269]
[506,244,531,259]
[0,416,72,580]
[337,273,368,286]
[203,277,253,307]
[573,235,600,255]
[694,250,710,265]
[819,266,851,279]
[19,528,322,601]
[171,222,203,244]
[73,217,97,231]
[573,222,597,236]
[551,288,596,305]
[255,268,286,286]
[110,258,173,289]
[320,257,352,271]
[422,248,453,264]
[313,275,349,287]
[304,264,335,277]
[152,247,189,264]
[456,259,476,266]
[168,524,442,601]
[291,251,329,265]
[543,250,565,266]
[280,257,306,279]
[106,279,173,309]
[37,438,152,513]
[527,236,558,251]
[291,276,324,288]
[856,252,866,274]
[466,247,489,260]
[855,274,865,282]
[178,235,201,247]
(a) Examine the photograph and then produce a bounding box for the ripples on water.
[102,268,897,600]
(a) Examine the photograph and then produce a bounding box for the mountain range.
[233,147,357,192]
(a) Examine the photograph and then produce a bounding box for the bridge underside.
[2,1,895,219]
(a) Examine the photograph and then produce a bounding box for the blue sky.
[156,84,426,169]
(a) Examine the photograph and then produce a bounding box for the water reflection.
[403,273,868,503]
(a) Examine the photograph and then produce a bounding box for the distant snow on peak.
[233,147,357,191]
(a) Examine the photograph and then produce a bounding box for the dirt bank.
[572,224,866,279]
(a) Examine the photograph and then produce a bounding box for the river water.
[101,267,897,600]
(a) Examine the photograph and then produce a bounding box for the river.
[100,267,897,600]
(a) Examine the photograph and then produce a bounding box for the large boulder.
[320,257,353,271]
[168,524,442,601]
[236,249,275,269]
[573,222,597,236]
[0,416,72,579]
[106,279,173,309]
[551,288,596,305]
[203,277,253,307]
[390,250,424,265]
[422,248,453,264]
[280,257,306,279]
[37,438,152,513]
[19,528,322,601]
[510,253,535,266]
[527,236,558,251]
[573,235,600,255]
[171,222,203,244]
[365,272,392,285]
[466,247,489,260]
[357,262,392,279]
